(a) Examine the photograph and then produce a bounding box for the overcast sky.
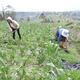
[0,0,80,12]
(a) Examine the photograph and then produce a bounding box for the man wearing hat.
[7,16,21,39]
[56,27,69,52]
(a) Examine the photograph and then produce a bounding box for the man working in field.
[7,16,21,39]
[56,26,69,52]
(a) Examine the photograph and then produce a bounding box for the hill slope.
[0,21,80,80]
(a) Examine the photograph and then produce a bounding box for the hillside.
[0,19,80,80]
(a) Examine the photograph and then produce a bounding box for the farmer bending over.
[56,26,69,52]
[7,16,21,39]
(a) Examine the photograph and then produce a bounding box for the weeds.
[0,21,80,80]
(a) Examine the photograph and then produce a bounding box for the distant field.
[0,21,80,80]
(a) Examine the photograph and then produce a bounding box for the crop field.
[0,20,80,80]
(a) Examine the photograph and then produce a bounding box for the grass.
[0,20,80,80]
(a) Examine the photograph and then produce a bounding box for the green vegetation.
[0,21,80,80]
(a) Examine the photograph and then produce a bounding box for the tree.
[0,4,5,20]
[0,4,16,20]
[39,13,46,19]
[0,14,3,21]
[27,17,30,21]
[39,12,50,23]
[4,5,16,19]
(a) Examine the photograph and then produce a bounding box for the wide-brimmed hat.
[62,29,69,38]
[7,16,12,21]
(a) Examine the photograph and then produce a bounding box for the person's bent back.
[56,27,69,52]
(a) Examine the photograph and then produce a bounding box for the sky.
[0,0,80,12]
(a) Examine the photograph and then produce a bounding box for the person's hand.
[9,28,12,32]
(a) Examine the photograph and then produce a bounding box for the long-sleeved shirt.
[9,20,19,30]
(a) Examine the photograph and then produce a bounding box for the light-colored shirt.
[9,20,19,29]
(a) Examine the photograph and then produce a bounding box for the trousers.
[12,28,21,39]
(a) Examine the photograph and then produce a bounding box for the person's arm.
[8,22,13,32]
[9,27,12,32]
[58,35,61,44]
